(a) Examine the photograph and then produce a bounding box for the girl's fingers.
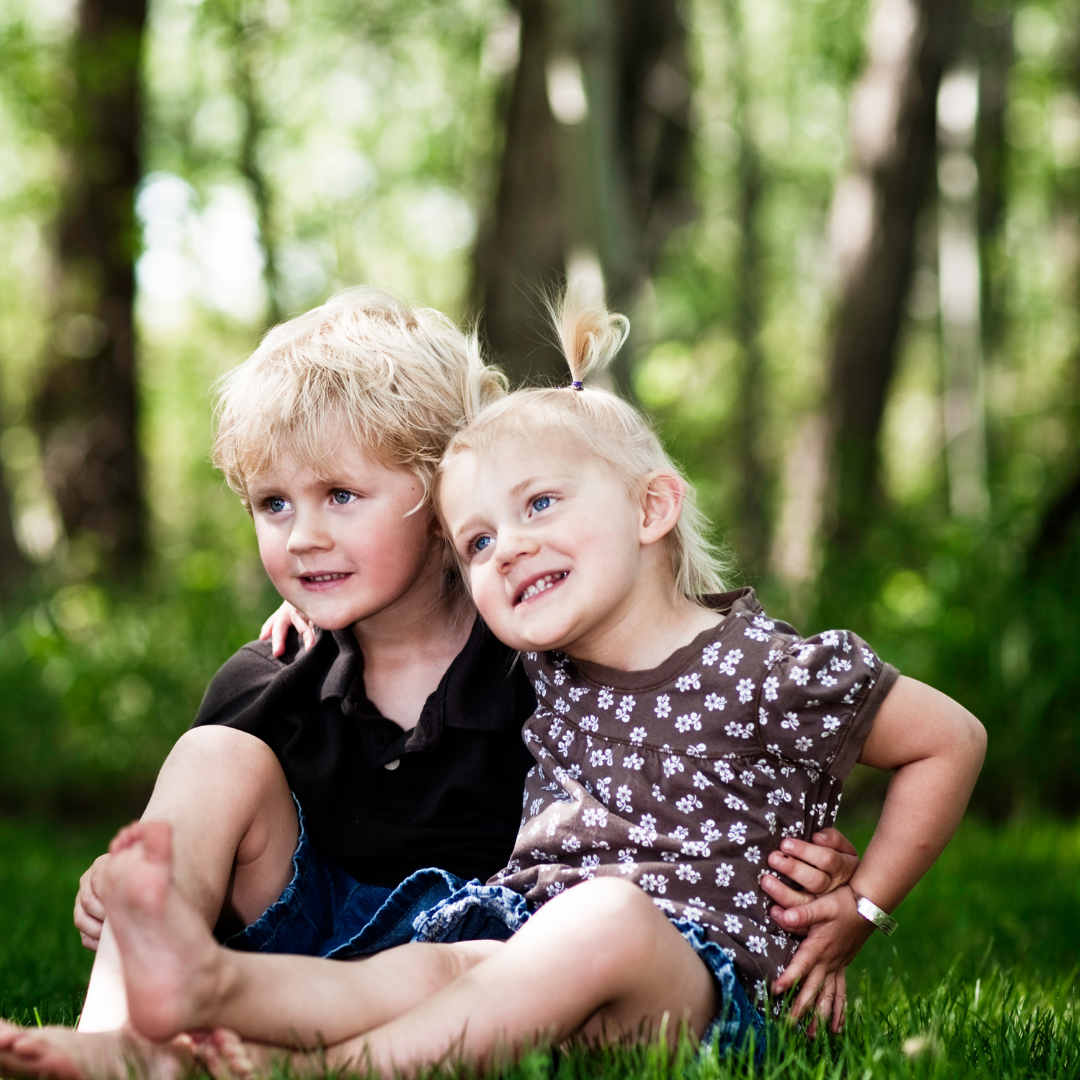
[766,850,831,896]
[259,613,275,640]
[289,612,315,651]
[831,969,847,1033]
[789,965,827,1022]
[761,872,812,909]
[812,827,859,857]
[772,933,825,995]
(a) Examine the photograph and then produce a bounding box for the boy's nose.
[286,516,332,554]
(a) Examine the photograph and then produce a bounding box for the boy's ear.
[639,470,685,546]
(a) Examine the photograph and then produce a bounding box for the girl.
[4,287,984,1080]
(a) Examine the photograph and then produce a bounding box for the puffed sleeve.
[759,628,899,781]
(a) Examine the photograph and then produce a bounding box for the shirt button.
[384,758,401,771]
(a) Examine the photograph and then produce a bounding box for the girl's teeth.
[520,573,565,603]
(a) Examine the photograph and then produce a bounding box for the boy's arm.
[768,675,986,1031]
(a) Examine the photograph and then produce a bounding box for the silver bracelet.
[854,894,898,937]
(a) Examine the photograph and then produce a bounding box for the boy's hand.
[74,853,111,950]
[769,885,874,1035]
[259,602,316,657]
[759,828,859,933]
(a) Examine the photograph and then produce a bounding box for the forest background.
[0,0,1077,851]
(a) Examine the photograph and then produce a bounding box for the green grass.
[1,815,1078,1077]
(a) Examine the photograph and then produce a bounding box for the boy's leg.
[78,727,299,1032]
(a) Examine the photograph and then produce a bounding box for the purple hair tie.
[571,380,584,391]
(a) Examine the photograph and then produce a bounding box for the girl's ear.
[639,470,685,546]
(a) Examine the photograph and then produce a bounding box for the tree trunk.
[34,0,148,578]
[826,0,968,544]
[473,0,693,389]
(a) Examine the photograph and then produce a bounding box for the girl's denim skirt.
[225,805,764,1061]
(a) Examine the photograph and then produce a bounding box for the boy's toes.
[108,821,145,855]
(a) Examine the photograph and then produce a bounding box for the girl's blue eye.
[473,535,493,553]
[268,497,288,514]
[531,495,553,513]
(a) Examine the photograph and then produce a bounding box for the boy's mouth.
[515,572,568,606]
[301,572,352,587]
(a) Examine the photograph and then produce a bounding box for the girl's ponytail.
[550,282,630,387]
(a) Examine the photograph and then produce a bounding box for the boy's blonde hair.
[436,286,730,600]
[212,286,507,511]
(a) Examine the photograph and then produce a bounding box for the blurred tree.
[474,0,694,389]
[824,0,968,546]
[33,0,147,579]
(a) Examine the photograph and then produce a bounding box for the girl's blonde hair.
[212,285,507,511]
[437,285,730,601]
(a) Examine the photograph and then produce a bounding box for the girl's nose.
[496,528,539,573]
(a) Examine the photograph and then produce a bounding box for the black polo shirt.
[191,617,536,887]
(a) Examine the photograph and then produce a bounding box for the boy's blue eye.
[332,490,355,505]
[268,497,288,514]
[531,495,553,513]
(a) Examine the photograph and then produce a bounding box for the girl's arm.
[768,675,986,1031]
[260,601,316,655]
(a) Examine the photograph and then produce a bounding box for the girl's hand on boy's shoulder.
[259,602,316,656]
[768,885,873,1035]
[74,853,110,950]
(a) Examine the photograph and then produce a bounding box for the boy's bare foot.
[0,1020,193,1080]
[101,821,226,1042]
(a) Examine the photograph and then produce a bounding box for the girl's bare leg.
[104,830,719,1077]
[78,727,299,1032]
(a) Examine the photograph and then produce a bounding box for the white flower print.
[795,736,813,752]
[822,714,841,734]
[561,835,581,852]
[755,762,777,780]
[615,785,633,812]
[704,693,727,712]
[532,679,546,697]
[557,731,574,755]
[579,714,599,732]
[579,854,600,878]
[715,760,735,783]
[744,626,769,642]
[831,656,852,672]
[765,811,777,833]
[546,881,565,897]
[692,771,712,791]
[554,698,570,715]
[702,643,720,665]
[670,825,690,840]
[682,840,711,857]
[651,783,666,802]
[684,905,705,922]
[767,787,791,806]
[766,649,784,667]
[639,873,668,894]
[617,847,637,864]
[861,646,877,667]
[654,695,672,718]
[675,672,701,692]
[816,668,838,688]
[623,751,644,771]
[762,676,779,702]
[747,936,768,955]
[737,679,756,703]
[724,721,754,739]
[662,754,685,778]
[740,769,756,786]
[718,649,743,676]
[595,777,611,803]
[675,712,703,734]
[582,807,608,828]
[652,898,677,914]
[733,891,756,908]
[759,707,769,727]
[627,727,646,745]
[780,712,800,730]
[589,748,614,768]
[724,914,743,934]
[615,695,636,722]
[753,616,776,632]
[660,850,679,862]
[567,686,589,702]
[598,688,614,709]
[628,814,658,846]
[715,863,735,886]
[727,821,748,844]
[676,863,702,883]
[548,718,564,740]
[528,797,545,817]
[724,793,749,812]
[567,763,583,781]
[744,845,761,865]
[790,666,810,686]
[820,630,840,647]
[687,743,707,756]
[701,819,723,842]
[675,793,703,814]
